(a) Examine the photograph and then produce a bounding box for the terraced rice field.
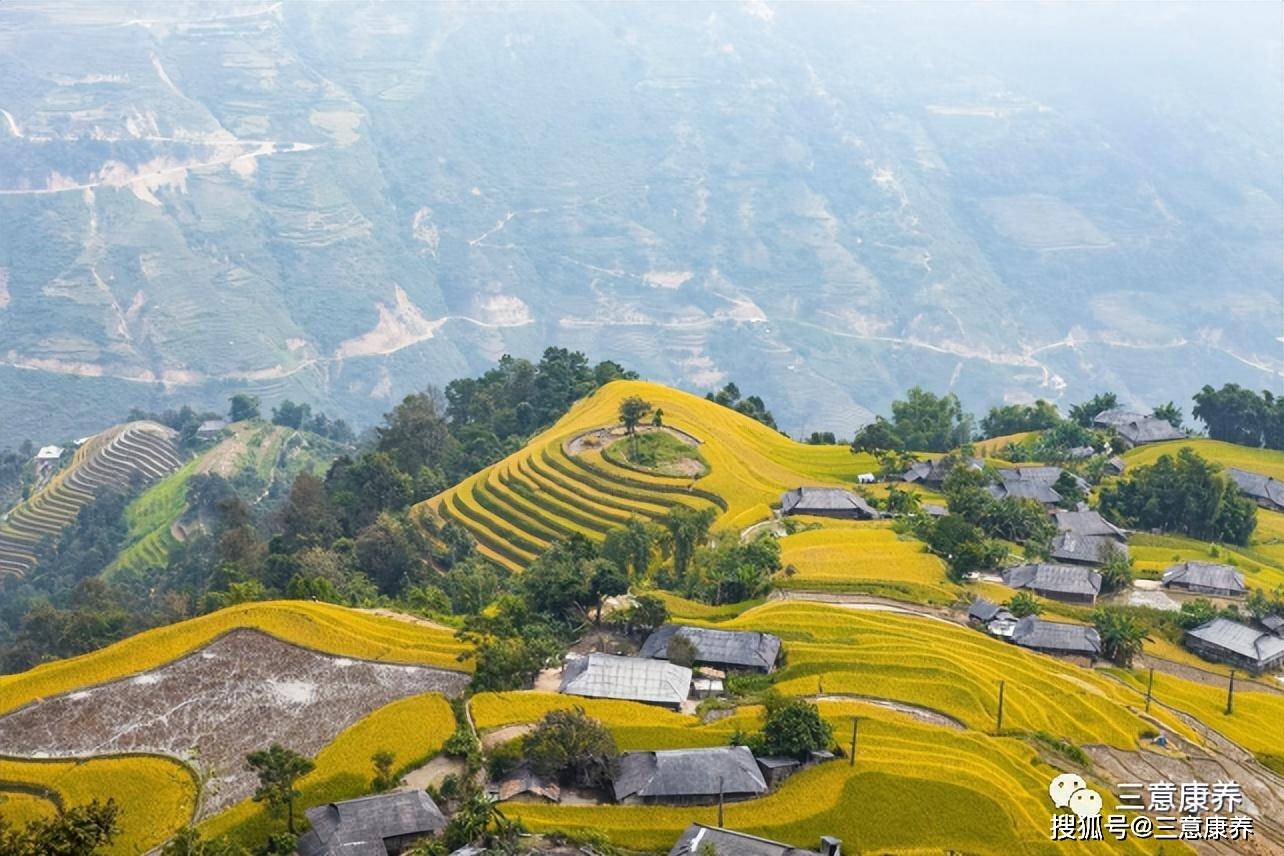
[1108,669,1284,767]
[777,527,958,604]
[1123,438,1284,482]
[110,458,198,575]
[416,381,875,571]
[0,754,197,855]
[0,421,183,579]
[199,692,455,845]
[708,602,1196,748]
[0,601,470,716]
[505,699,1179,856]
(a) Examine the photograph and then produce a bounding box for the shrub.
[523,708,620,790]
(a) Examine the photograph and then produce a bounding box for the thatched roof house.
[1004,563,1103,604]
[780,487,879,520]
[1162,562,1246,598]
[1010,617,1101,659]
[1226,468,1284,513]
[614,746,767,805]
[639,625,782,673]
[297,791,446,856]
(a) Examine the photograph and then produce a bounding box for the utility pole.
[717,776,724,827]
[849,718,859,766]
[996,680,1006,733]
[1145,667,1154,713]
[1225,669,1235,715]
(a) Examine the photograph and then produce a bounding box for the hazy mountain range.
[0,1,1280,445]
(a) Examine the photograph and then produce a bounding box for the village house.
[1003,563,1103,604]
[638,624,782,673]
[1052,509,1127,541]
[967,598,1018,638]
[1009,616,1101,661]
[487,764,560,804]
[1225,468,1284,513]
[1161,562,1247,598]
[196,419,229,438]
[297,791,446,856]
[613,746,768,805]
[900,456,983,489]
[1184,617,1284,673]
[1048,531,1128,566]
[780,487,879,520]
[668,824,841,856]
[33,445,63,469]
[560,652,692,709]
[1092,409,1186,448]
[1104,456,1127,476]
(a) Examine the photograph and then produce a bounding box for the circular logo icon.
[1069,787,1103,819]
[1049,773,1087,808]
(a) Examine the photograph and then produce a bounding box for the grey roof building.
[668,824,836,856]
[638,625,782,673]
[560,653,691,708]
[1185,617,1284,673]
[1004,563,1102,604]
[1049,531,1129,566]
[297,791,446,856]
[488,764,560,803]
[614,746,767,804]
[1093,409,1185,447]
[197,419,229,436]
[987,479,1062,505]
[1263,615,1284,636]
[1010,617,1102,659]
[967,597,1017,638]
[780,487,879,519]
[900,457,982,488]
[1162,562,1247,598]
[1105,456,1127,476]
[1052,509,1126,541]
[1226,468,1284,513]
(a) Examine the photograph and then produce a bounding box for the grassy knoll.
[0,601,470,716]
[505,699,1178,856]
[199,692,455,845]
[777,527,958,604]
[1123,439,1284,482]
[602,431,708,477]
[0,754,197,854]
[709,602,1196,748]
[418,381,878,570]
[1108,669,1284,766]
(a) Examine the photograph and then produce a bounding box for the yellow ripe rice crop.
[200,692,455,844]
[1108,669,1284,763]
[0,754,197,855]
[0,790,55,826]
[1123,438,1284,482]
[707,602,1196,748]
[506,699,1180,856]
[0,601,470,716]
[778,527,958,604]
[417,381,881,568]
[470,692,738,751]
[647,590,765,621]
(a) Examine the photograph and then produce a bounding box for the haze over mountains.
[0,1,1280,445]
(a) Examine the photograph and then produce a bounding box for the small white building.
[35,445,64,462]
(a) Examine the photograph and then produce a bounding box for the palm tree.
[1092,609,1149,667]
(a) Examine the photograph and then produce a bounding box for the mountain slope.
[0,2,1279,445]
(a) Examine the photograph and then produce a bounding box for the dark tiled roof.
[490,765,560,802]
[614,746,767,801]
[1052,509,1126,540]
[901,457,982,485]
[1262,615,1284,635]
[780,487,879,518]
[987,480,1062,504]
[639,625,781,671]
[1011,617,1101,656]
[297,791,446,856]
[1226,468,1284,509]
[1004,563,1102,597]
[668,824,822,856]
[1162,562,1246,594]
[968,598,1002,622]
[1105,456,1126,474]
[561,653,691,706]
[1049,532,1129,565]
[1187,618,1284,666]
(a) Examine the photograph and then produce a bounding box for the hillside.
[110,421,345,575]
[416,380,874,570]
[0,421,182,580]
[0,3,1279,446]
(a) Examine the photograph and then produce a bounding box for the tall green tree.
[0,799,119,856]
[1068,392,1118,427]
[889,387,974,452]
[661,506,717,580]
[228,394,260,422]
[246,744,315,834]
[1092,609,1148,666]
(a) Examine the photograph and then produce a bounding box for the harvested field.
[0,629,467,815]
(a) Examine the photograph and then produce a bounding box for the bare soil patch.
[480,724,534,750]
[401,755,466,790]
[0,629,467,816]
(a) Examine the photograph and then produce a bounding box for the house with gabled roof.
[1184,617,1284,673]
[668,824,839,856]
[780,487,879,520]
[1161,562,1246,598]
[639,625,782,673]
[1004,563,1102,604]
[1092,408,1186,448]
[560,652,691,708]
[297,791,446,856]
[1052,509,1126,541]
[1226,468,1284,513]
[900,456,983,488]
[967,597,1017,638]
[1049,531,1128,566]
[614,746,767,805]
[1010,616,1101,660]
